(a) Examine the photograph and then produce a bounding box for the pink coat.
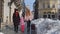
[20,17,25,32]
[20,17,24,25]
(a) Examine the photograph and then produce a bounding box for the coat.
[20,17,25,32]
[24,11,33,21]
[13,13,20,26]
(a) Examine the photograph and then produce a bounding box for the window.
[52,5,55,8]
[48,4,50,8]
[58,4,60,9]
[52,15,55,18]
[59,12,60,13]
[48,14,51,18]
[51,12,54,14]
[58,9,60,11]
[44,12,46,14]
[59,15,60,20]
[43,15,47,18]
[43,3,45,8]
[58,9,60,13]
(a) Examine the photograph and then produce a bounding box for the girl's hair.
[25,8,30,16]
[14,8,18,13]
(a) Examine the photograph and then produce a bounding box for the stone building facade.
[0,0,4,22]
[0,0,23,28]
[34,0,60,19]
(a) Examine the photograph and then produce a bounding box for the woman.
[13,8,20,33]
[24,8,33,32]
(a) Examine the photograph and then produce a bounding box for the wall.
[38,0,58,18]
[3,0,16,25]
[3,0,10,23]
[11,3,16,22]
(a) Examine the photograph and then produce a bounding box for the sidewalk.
[1,22,36,34]
[1,25,23,34]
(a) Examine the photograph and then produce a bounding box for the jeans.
[14,25,18,33]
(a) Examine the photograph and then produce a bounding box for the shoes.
[14,29,18,33]
[14,30,18,33]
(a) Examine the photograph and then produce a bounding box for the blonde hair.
[25,8,30,16]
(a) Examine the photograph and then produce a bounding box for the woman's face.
[16,11,18,12]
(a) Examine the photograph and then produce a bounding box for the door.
[0,0,4,29]
[48,14,51,19]
[0,0,4,22]
[59,15,60,20]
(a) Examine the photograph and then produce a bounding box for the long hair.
[14,8,18,13]
[14,8,19,17]
[25,8,30,16]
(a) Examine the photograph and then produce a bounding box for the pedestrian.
[24,8,33,32]
[19,10,25,33]
[13,8,20,33]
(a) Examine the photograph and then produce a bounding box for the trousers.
[14,25,18,32]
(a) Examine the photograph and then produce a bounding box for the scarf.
[16,12,19,17]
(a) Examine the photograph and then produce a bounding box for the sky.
[25,0,35,11]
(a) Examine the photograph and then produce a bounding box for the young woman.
[24,8,33,32]
[13,8,20,33]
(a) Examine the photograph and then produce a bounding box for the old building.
[57,0,60,20]
[33,0,39,19]
[0,0,4,22]
[34,0,59,19]
[1,0,24,28]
